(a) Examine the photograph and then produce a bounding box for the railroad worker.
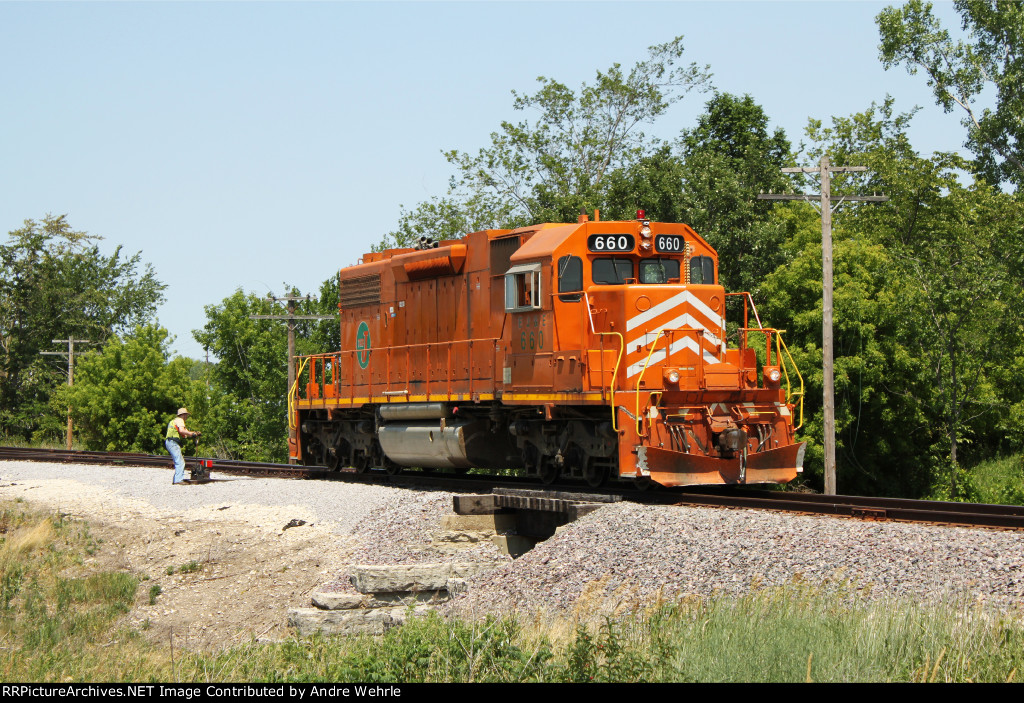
[165,407,201,485]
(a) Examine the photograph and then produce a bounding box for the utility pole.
[251,295,334,463]
[759,155,887,495]
[40,338,95,450]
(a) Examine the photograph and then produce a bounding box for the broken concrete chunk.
[452,494,498,515]
[440,513,516,532]
[312,590,449,610]
[446,578,468,596]
[349,562,497,594]
[288,605,431,637]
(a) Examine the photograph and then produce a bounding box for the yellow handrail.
[583,292,624,432]
[634,327,669,436]
[775,332,804,430]
[595,332,624,432]
[288,357,311,431]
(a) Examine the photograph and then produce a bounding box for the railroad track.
[3,446,1024,531]
[0,445,309,477]
[667,487,1024,531]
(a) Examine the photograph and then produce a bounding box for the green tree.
[601,145,687,223]
[376,196,496,251]
[767,101,1024,497]
[0,215,164,442]
[761,203,956,497]
[878,0,1024,188]
[443,36,712,227]
[675,93,793,292]
[192,286,336,462]
[57,324,198,453]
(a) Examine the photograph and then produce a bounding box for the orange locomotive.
[290,212,805,488]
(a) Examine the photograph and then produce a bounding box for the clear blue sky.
[1,1,968,360]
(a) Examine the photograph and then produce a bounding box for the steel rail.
[669,487,1024,530]
[0,446,306,476]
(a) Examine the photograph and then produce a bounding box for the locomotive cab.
[501,214,805,487]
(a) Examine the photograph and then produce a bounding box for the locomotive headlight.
[640,240,652,251]
[640,225,652,239]
[664,368,680,385]
[765,367,782,386]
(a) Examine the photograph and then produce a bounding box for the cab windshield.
[592,258,633,285]
[639,258,680,284]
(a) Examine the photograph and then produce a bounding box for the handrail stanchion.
[584,291,623,432]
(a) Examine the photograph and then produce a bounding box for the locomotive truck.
[289,212,805,488]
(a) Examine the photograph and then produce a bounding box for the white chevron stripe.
[626,290,723,332]
[626,335,720,377]
[626,313,722,352]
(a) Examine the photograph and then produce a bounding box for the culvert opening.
[449,488,621,558]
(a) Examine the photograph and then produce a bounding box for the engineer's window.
[505,264,543,312]
[557,255,583,302]
[689,256,716,285]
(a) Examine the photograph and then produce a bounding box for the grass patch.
[169,587,1024,683]
[166,561,202,577]
[966,455,1024,506]
[0,502,145,681]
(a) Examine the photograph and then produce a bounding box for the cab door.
[504,263,553,390]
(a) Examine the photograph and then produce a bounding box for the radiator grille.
[489,236,520,276]
[340,274,381,308]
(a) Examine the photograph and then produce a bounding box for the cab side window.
[505,264,543,312]
[557,255,583,302]
[689,256,715,285]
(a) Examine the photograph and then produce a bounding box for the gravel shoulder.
[2,459,1022,652]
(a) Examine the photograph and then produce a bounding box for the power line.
[251,295,335,463]
[759,155,887,495]
[40,338,97,450]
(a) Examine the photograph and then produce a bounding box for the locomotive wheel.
[523,444,552,483]
[353,452,371,474]
[302,438,324,467]
[582,459,607,488]
[538,457,560,485]
[384,460,402,476]
[633,476,653,491]
[567,444,604,488]
[325,448,342,471]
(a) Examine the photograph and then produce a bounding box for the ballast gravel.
[2,460,1023,621]
[444,502,1024,619]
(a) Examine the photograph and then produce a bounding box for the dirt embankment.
[2,475,359,652]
